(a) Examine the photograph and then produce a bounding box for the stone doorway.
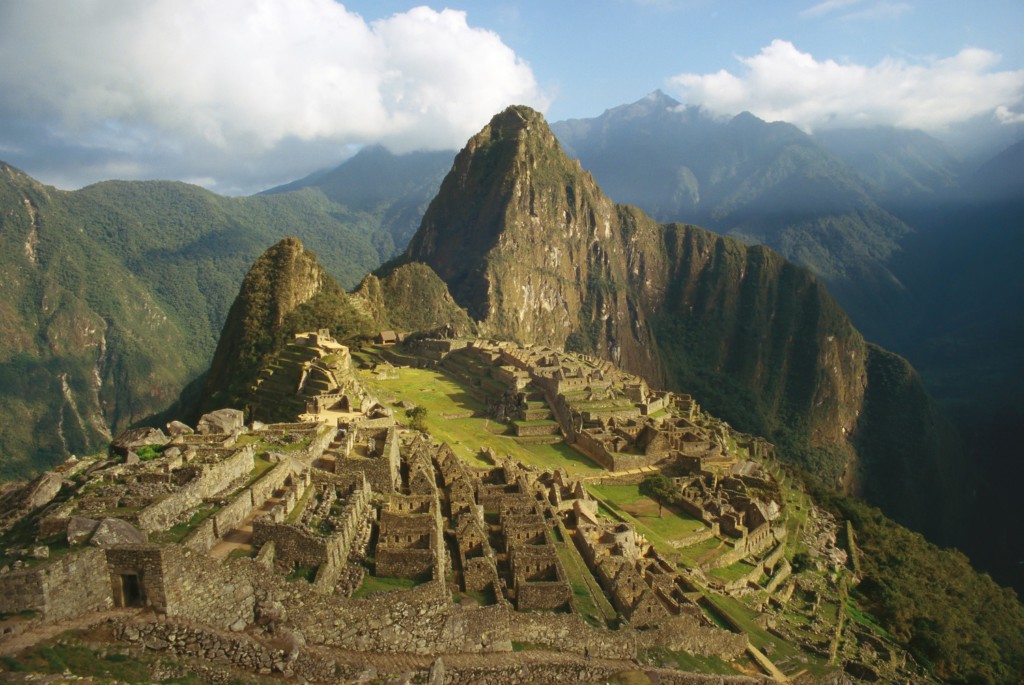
[114,573,145,607]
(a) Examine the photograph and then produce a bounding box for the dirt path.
[209,495,282,560]
[0,608,142,657]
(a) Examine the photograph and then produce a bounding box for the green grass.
[352,574,422,598]
[676,536,728,568]
[555,543,617,625]
[359,365,603,474]
[709,560,759,583]
[150,504,217,544]
[286,486,315,523]
[0,639,151,682]
[243,454,276,487]
[589,484,707,541]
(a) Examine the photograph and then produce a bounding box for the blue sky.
[347,0,1024,122]
[0,0,1020,194]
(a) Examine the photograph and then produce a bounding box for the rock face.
[166,420,193,436]
[90,517,147,547]
[110,427,169,456]
[395,106,962,528]
[67,516,100,545]
[23,471,64,510]
[197,408,245,436]
[403,105,664,384]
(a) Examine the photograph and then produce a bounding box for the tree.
[639,473,674,517]
[405,405,428,432]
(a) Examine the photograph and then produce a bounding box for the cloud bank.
[668,40,1024,134]
[0,1,545,193]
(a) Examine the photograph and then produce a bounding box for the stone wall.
[136,444,255,533]
[0,547,113,622]
[105,545,170,612]
[213,487,254,538]
[574,431,661,472]
[161,548,257,630]
[183,517,217,552]
[250,459,301,507]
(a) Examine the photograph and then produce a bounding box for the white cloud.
[668,40,1024,133]
[840,2,911,21]
[800,0,912,21]
[0,0,546,193]
[799,0,861,19]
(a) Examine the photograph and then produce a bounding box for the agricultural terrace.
[356,362,603,475]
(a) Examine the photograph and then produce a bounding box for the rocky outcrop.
[197,237,374,414]
[196,408,245,436]
[402,105,664,384]
[90,517,147,546]
[110,427,169,457]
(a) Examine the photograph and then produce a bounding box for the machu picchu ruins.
[0,330,935,683]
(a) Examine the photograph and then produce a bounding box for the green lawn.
[589,483,707,542]
[676,536,731,568]
[360,365,604,474]
[709,559,759,583]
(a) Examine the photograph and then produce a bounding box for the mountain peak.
[198,236,373,412]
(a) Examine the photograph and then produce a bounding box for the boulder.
[166,420,194,436]
[24,471,64,509]
[90,518,147,547]
[67,516,100,545]
[111,427,168,457]
[196,408,245,436]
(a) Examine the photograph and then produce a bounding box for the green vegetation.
[359,363,602,474]
[405,405,428,431]
[151,504,217,544]
[638,473,673,516]
[589,483,707,547]
[819,490,1024,685]
[134,444,164,461]
[708,560,758,583]
[638,647,738,676]
[0,164,398,479]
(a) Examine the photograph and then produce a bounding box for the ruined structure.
[0,332,919,684]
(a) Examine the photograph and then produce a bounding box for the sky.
[0,0,1021,195]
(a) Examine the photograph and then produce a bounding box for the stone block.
[166,420,194,436]
[111,426,169,456]
[197,408,245,435]
[67,516,100,545]
[90,518,147,547]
